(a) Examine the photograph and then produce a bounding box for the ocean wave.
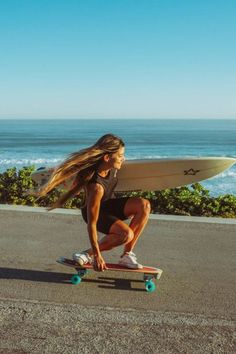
[219,170,236,178]
[209,169,236,180]
[202,180,236,196]
[0,158,62,166]
[127,155,168,159]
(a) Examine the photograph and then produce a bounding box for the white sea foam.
[220,170,236,178]
[127,155,168,160]
[0,158,62,166]
[209,169,236,180]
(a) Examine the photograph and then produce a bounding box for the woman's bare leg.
[84,220,134,256]
[84,197,150,257]
[122,197,150,254]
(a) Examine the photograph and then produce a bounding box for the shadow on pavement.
[0,267,146,292]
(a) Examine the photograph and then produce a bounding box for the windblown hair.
[38,134,125,202]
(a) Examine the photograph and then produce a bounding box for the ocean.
[0,119,235,196]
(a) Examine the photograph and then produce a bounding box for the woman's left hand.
[93,254,108,272]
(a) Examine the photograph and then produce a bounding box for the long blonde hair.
[38,134,125,200]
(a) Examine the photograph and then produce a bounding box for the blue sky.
[0,0,235,119]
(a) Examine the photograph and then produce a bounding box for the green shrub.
[0,166,36,206]
[0,166,235,218]
[0,166,84,208]
[114,184,236,218]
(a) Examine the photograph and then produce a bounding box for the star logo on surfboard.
[184,168,201,176]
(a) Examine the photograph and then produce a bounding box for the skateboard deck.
[57,257,163,293]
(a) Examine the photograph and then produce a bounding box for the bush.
[0,166,84,209]
[0,166,36,206]
[0,166,235,218]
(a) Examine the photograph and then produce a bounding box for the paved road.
[0,206,235,353]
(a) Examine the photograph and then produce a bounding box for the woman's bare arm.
[86,183,108,271]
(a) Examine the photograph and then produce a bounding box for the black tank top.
[88,168,118,202]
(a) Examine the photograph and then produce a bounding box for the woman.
[38,134,151,272]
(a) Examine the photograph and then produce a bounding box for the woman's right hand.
[93,254,108,272]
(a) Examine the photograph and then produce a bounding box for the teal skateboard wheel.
[145,280,156,293]
[71,274,82,285]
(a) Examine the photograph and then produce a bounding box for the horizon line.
[0,117,236,120]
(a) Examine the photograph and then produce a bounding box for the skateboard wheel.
[71,274,82,285]
[145,280,156,293]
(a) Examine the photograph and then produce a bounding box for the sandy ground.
[0,205,235,353]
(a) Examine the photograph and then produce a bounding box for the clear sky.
[0,0,235,119]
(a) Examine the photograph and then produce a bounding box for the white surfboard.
[31,157,236,192]
[116,157,236,191]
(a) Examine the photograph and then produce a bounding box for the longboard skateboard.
[57,257,163,293]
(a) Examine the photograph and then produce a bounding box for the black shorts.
[81,197,130,234]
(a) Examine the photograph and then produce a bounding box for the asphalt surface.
[0,205,235,353]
